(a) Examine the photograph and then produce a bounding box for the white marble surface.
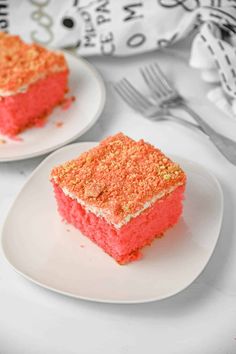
[1,41,236,354]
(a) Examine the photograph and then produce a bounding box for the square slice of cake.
[50,133,186,264]
[0,32,69,136]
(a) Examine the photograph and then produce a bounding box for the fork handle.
[180,103,236,165]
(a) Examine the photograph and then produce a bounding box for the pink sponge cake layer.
[53,182,185,264]
[50,133,186,264]
[0,32,69,136]
[0,71,68,136]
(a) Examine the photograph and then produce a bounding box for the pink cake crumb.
[50,133,186,264]
[61,96,75,111]
[55,121,64,128]
[9,135,23,142]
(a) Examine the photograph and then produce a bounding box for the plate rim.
[1,142,224,304]
[0,53,106,162]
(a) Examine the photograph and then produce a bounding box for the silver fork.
[140,62,236,165]
[114,79,202,132]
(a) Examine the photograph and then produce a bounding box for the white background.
[1,39,236,353]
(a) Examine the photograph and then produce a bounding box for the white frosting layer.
[61,183,183,229]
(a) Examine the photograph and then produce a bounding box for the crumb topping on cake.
[0,32,68,93]
[51,133,186,224]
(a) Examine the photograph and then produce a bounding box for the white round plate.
[0,53,106,162]
[1,142,223,303]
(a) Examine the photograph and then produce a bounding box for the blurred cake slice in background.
[0,32,69,137]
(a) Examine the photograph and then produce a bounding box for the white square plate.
[1,142,223,303]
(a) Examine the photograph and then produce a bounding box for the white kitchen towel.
[190,16,236,117]
[6,0,233,56]
[3,0,236,115]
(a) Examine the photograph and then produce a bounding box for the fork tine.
[121,79,150,108]
[114,80,149,112]
[152,63,176,93]
[140,66,166,97]
[149,64,171,94]
[114,83,141,111]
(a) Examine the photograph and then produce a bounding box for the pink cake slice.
[50,133,186,264]
[0,32,69,137]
